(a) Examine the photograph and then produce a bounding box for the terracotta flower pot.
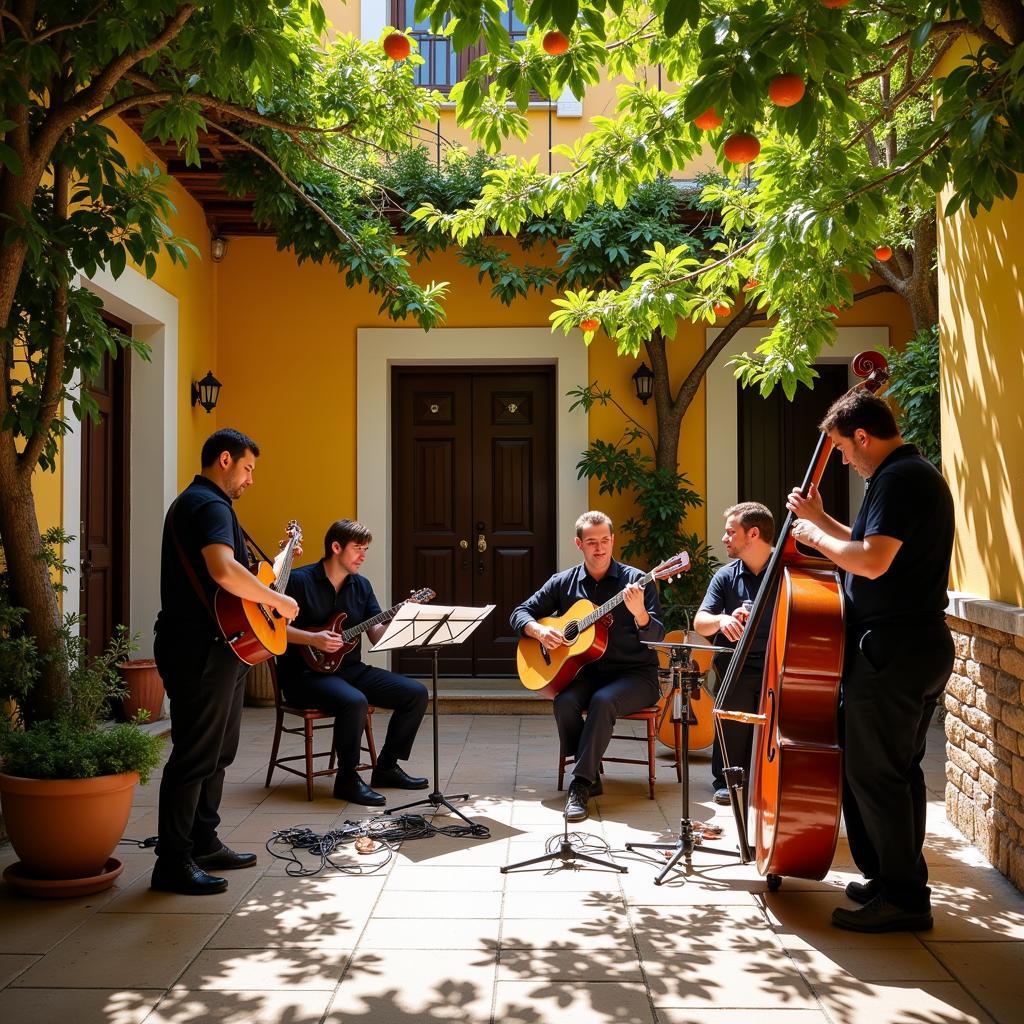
[0,771,138,879]
[117,659,165,721]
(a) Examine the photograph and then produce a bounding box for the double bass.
[714,351,889,889]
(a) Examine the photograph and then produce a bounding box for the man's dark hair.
[724,501,775,544]
[324,519,373,558]
[200,428,260,468]
[819,390,899,440]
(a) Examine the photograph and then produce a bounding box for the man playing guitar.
[278,519,429,806]
[510,511,665,822]
[153,428,299,896]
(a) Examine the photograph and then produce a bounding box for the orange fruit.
[768,74,806,107]
[580,318,600,332]
[383,33,411,61]
[874,245,893,261]
[723,132,761,165]
[743,279,759,291]
[693,108,724,131]
[713,303,732,317]
[542,31,570,55]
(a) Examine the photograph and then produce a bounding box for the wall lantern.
[191,371,222,413]
[632,361,655,405]
[210,234,228,263]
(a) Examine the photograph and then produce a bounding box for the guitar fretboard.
[271,535,299,595]
[342,600,408,641]
[576,567,657,631]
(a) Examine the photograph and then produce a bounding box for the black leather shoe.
[713,787,731,805]
[194,845,257,871]
[565,779,592,823]
[589,776,603,797]
[334,773,386,806]
[151,856,228,896]
[831,895,933,933]
[845,878,881,905]
[370,764,429,790]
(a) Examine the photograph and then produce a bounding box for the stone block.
[953,632,970,658]
[945,674,976,706]
[966,741,996,777]
[996,721,1022,754]
[995,670,1022,702]
[946,743,980,779]
[1013,755,1024,796]
[1000,645,1024,679]
[1001,701,1024,735]
[992,749,1013,788]
[972,636,1002,668]
[976,773,995,803]
[965,706,996,738]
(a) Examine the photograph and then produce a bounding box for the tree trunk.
[0,439,66,724]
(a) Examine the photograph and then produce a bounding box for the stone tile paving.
[1,709,1022,1024]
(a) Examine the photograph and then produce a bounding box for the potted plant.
[0,572,164,897]
[117,658,166,722]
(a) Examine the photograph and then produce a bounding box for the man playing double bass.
[788,390,954,933]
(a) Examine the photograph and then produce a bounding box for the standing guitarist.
[510,511,665,822]
[153,428,299,896]
[278,519,429,806]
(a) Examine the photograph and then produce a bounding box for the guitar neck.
[342,599,406,641]
[270,537,299,596]
[578,568,655,630]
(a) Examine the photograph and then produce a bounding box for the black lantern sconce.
[631,361,655,405]
[191,370,222,414]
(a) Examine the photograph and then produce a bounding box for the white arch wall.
[64,266,179,656]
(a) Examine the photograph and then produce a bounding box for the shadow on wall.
[940,196,1024,607]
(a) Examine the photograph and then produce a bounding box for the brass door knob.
[459,539,469,550]
[477,534,487,552]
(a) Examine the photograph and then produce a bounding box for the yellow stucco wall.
[30,118,217,559]
[939,187,1024,605]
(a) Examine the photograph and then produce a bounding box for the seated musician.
[694,502,776,806]
[510,511,665,822]
[278,519,429,806]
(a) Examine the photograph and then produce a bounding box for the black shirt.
[509,559,665,678]
[278,561,383,682]
[698,557,777,668]
[845,444,953,630]
[157,475,248,634]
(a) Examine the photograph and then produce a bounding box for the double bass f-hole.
[764,688,778,763]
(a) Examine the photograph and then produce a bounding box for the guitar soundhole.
[563,621,579,643]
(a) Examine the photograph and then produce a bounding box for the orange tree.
[0,1,446,719]
[410,0,1021,394]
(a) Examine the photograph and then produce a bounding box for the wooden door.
[80,315,131,659]
[737,364,849,526]
[392,368,556,676]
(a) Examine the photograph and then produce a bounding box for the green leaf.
[664,0,699,38]
[552,0,579,34]
[909,21,933,50]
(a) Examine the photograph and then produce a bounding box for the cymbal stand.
[626,649,741,885]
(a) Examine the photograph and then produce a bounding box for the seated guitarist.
[278,519,429,806]
[510,511,665,822]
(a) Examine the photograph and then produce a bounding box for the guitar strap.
[165,495,217,624]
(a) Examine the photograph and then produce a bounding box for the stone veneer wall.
[944,593,1024,892]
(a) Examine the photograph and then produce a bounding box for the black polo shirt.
[698,558,776,668]
[845,444,953,630]
[157,475,248,634]
[509,559,664,677]
[278,561,383,682]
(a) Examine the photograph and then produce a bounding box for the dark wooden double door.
[737,363,850,525]
[391,368,556,676]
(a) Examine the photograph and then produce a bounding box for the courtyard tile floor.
[1,709,1022,1024]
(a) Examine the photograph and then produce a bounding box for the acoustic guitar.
[655,630,716,752]
[300,587,436,674]
[516,551,691,699]
[214,520,302,666]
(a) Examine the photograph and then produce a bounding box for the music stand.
[369,603,493,826]
[626,639,742,885]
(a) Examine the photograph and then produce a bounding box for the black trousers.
[711,664,763,791]
[283,663,428,772]
[842,620,954,912]
[554,667,660,786]
[154,634,248,860]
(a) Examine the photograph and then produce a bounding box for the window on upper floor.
[391,1,530,93]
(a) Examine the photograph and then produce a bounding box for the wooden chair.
[557,703,681,801]
[264,659,377,800]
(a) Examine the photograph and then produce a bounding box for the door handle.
[477,534,487,552]
[459,539,469,550]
